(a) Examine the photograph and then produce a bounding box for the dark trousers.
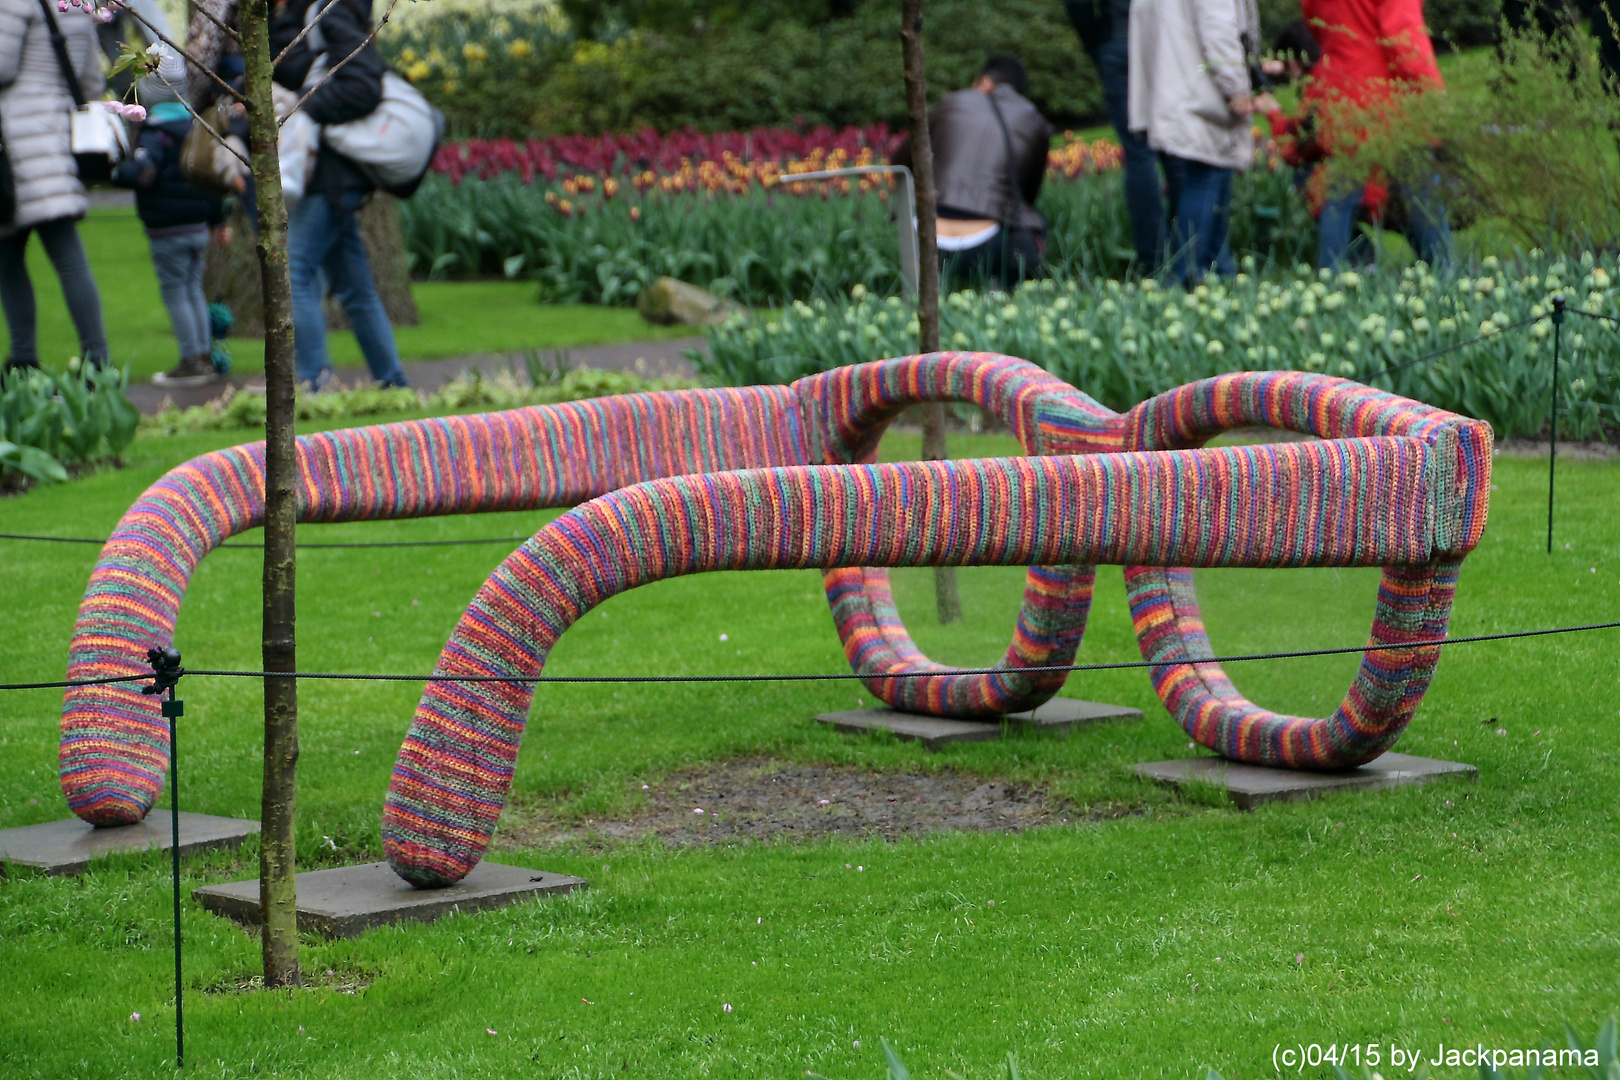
[939,227,1044,291]
[1161,154,1234,284]
[1318,178,1452,269]
[0,217,108,368]
[1093,36,1164,271]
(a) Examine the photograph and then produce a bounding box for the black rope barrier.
[5,619,1617,693]
[1362,315,1539,382]
[1567,306,1620,327]
[0,532,528,550]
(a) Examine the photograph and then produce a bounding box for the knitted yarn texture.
[56,355,1491,880]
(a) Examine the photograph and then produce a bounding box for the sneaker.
[153,354,222,387]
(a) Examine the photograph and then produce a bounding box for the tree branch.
[271,0,342,67]
[114,3,244,103]
[279,0,403,127]
[157,71,251,171]
[185,0,241,46]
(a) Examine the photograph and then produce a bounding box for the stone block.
[1004,697,1144,733]
[1133,751,1477,810]
[193,861,586,939]
[0,811,259,876]
[817,697,1141,752]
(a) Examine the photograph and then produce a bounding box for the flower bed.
[429,127,1121,189]
[398,144,1306,306]
[699,254,1620,441]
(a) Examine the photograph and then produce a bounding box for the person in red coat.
[1299,0,1451,267]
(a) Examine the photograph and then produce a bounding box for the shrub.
[382,0,1508,138]
[384,0,1102,137]
[0,365,138,487]
[699,253,1620,441]
[1331,29,1620,254]
[380,5,570,139]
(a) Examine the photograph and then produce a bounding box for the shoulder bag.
[298,0,445,198]
[0,114,15,225]
[35,0,128,184]
[984,92,1046,280]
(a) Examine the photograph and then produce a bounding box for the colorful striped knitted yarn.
[60,385,809,825]
[58,354,1107,823]
[58,356,1492,867]
[1118,371,1490,769]
[384,429,1473,886]
[804,352,1119,717]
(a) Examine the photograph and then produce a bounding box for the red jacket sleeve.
[1376,0,1442,88]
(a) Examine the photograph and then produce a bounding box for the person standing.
[0,0,110,372]
[893,56,1055,290]
[187,0,407,389]
[273,0,407,389]
[1064,0,1164,271]
[112,80,231,387]
[1128,0,1261,284]
[1303,0,1450,268]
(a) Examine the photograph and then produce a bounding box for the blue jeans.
[1094,36,1163,271]
[1318,177,1452,269]
[288,190,406,388]
[1161,153,1234,284]
[149,229,211,359]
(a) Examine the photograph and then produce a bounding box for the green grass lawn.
[1,425,1618,1079]
[1,207,688,383]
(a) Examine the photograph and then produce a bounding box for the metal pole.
[166,685,184,1068]
[780,165,918,299]
[141,647,188,1065]
[1548,294,1564,554]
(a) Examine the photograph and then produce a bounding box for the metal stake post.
[779,166,919,299]
[1548,295,1565,554]
[143,648,186,1068]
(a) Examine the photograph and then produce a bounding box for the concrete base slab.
[1004,697,1144,733]
[817,698,1141,752]
[193,860,587,939]
[0,811,259,876]
[1133,752,1477,810]
[817,709,1003,751]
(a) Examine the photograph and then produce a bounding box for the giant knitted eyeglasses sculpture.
[60,353,1491,888]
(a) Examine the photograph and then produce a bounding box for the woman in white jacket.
[1127,0,1260,284]
[0,0,109,371]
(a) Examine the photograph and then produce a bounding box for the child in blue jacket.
[112,98,230,386]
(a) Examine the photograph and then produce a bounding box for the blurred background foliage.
[379,0,1514,139]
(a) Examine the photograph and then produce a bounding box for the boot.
[152,353,222,387]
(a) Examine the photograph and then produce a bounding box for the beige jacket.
[0,0,105,232]
[1127,0,1259,170]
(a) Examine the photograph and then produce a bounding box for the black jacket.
[271,0,385,201]
[110,117,226,232]
[1064,0,1132,52]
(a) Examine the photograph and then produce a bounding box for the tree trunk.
[204,194,419,339]
[240,0,301,989]
[900,0,961,625]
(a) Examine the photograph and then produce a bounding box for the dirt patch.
[203,965,376,995]
[497,758,1119,850]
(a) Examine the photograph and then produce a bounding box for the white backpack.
[321,71,444,196]
[300,1,445,197]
